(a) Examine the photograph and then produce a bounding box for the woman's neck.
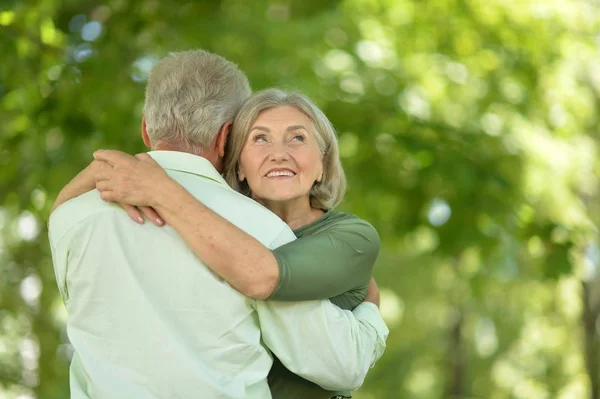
[258,198,324,230]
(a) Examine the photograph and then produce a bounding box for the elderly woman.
[56,89,381,399]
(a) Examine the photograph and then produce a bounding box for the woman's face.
[238,106,324,206]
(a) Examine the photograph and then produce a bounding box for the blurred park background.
[2,0,600,398]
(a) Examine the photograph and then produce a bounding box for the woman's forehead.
[252,106,313,127]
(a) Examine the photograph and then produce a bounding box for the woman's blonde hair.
[224,89,346,210]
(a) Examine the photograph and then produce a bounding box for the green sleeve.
[269,218,380,306]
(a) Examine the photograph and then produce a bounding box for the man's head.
[142,50,251,169]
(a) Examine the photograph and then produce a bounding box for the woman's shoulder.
[300,210,380,244]
[327,210,375,226]
[324,210,378,233]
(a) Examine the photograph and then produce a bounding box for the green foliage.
[1,0,600,398]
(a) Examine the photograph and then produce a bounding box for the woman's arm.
[93,150,281,299]
[52,161,103,213]
[270,216,380,305]
[155,196,379,305]
[93,150,380,302]
[51,159,155,225]
[154,178,281,299]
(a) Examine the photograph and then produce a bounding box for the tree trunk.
[446,309,464,399]
[583,281,600,399]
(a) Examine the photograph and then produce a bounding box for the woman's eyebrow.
[286,125,307,132]
[250,126,270,132]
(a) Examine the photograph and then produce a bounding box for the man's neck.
[152,142,222,172]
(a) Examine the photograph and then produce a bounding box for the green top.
[267,210,380,399]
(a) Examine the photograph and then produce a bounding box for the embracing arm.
[270,217,380,304]
[51,150,279,299]
[154,188,380,303]
[48,152,279,299]
[149,178,281,299]
[51,162,102,214]
[256,299,389,391]
[50,160,147,225]
[92,151,379,302]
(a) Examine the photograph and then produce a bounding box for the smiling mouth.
[265,170,296,178]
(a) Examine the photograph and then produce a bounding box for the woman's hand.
[363,278,380,308]
[93,150,171,226]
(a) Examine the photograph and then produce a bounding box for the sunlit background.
[2,0,600,398]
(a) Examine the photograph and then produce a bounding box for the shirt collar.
[147,150,229,187]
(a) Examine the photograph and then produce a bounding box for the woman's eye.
[253,135,268,143]
[292,135,305,143]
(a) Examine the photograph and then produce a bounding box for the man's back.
[49,151,295,399]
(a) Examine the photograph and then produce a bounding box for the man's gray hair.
[144,50,251,150]
[224,89,347,210]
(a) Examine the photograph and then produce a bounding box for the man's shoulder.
[174,174,295,246]
[48,190,121,246]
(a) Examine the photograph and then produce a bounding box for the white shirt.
[49,150,389,399]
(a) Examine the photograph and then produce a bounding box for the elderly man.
[49,50,388,399]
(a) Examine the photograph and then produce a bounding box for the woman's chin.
[255,192,307,205]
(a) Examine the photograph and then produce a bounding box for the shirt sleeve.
[255,299,389,391]
[270,218,380,302]
[48,229,70,304]
[48,208,79,305]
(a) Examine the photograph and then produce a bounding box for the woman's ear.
[316,161,324,183]
[238,167,246,182]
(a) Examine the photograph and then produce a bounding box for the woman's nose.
[269,141,290,161]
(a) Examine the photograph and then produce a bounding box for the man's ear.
[142,115,151,149]
[215,121,232,157]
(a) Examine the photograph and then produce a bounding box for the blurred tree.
[1,0,600,398]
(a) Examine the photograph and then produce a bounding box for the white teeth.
[267,170,294,177]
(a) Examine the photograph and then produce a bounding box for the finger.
[136,153,161,168]
[135,152,152,161]
[139,206,164,226]
[95,179,113,192]
[99,190,116,202]
[94,171,113,182]
[122,204,145,224]
[93,149,137,167]
[92,159,114,170]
